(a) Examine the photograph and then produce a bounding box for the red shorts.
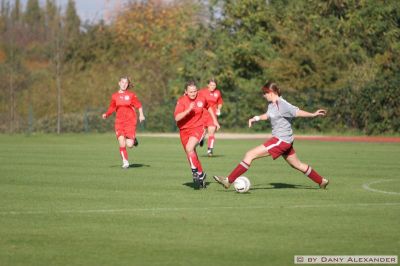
[115,123,136,139]
[179,126,205,148]
[203,111,217,128]
[263,137,295,160]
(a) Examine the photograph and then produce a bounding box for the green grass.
[0,134,399,266]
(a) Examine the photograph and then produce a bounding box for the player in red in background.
[174,80,220,189]
[214,81,329,190]
[198,79,223,156]
[102,76,145,169]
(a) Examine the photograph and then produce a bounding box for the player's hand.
[215,122,221,131]
[102,113,107,119]
[216,109,221,116]
[139,115,145,123]
[187,102,195,112]
[314,109,327,117]
[248,118,255,128]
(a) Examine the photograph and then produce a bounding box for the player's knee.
[244,151,256,161]
[299,163,308,172]
[185,146,194,153]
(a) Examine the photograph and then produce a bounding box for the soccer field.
[0,134,399,266]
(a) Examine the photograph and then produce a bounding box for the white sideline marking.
[362,179,400,195]
[0,202,399,215]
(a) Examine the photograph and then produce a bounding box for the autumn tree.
[64,0,80,40]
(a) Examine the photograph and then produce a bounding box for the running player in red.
[198,79,223,156]
[214,82,329,190]
[174,80,221,189]
[102,76,145,169]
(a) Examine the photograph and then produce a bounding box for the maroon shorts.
[179,126,205,148]
[263,137,295,160]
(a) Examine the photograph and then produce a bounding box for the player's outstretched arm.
[296,109,327,118]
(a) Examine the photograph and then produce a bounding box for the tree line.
[0,0,399,135]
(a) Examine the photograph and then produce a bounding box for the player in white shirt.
[214,82,329,190]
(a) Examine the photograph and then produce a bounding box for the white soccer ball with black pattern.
[233,176,251,193]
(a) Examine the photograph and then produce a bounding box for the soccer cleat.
[319,178,329,189]
[213,175,230,189]
[198,172,207,188]
[122,160,130,169]
[207,148,213,157]
[192,172,201,190]
[133,138,139,147]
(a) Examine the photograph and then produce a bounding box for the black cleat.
[192,172,201,190]
[198,172,207,188]
[133,138,139,147]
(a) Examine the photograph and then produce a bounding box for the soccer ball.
[233,176,251,193]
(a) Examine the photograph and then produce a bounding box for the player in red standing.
[102,76,145,169]
[214,81,329,190]
[198,79,223,156]
[174,80,220,189]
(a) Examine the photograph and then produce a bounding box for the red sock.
[120,147,128,161]
[228,161,250,183]
[208,136,215,149]
[304,166,323,184]
[187,151,203,173]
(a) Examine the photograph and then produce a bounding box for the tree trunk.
[56,32,62,135]
[9,70,14,134]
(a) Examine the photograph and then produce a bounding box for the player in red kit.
[102,76,145,169]
[174,81,220,189]
[198,79,223,156]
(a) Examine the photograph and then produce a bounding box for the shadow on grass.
[110,163,150,168]
[181,180,317,191]
[182,182,211,190]
[199,154,225,158]
[129,163,150,168]
[251,182,317,190]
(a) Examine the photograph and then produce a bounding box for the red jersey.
[174,94,209,130]
[104,90,142,125]
[198,88,223,114]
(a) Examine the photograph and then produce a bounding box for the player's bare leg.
[242,145,270,165]
[284,153,329,189]
[118,136,130,168]
[126,137,138,147]
[186,137,206,189]
[207,126,216,156]
[214,145,270,188]
[125,138,134,148]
